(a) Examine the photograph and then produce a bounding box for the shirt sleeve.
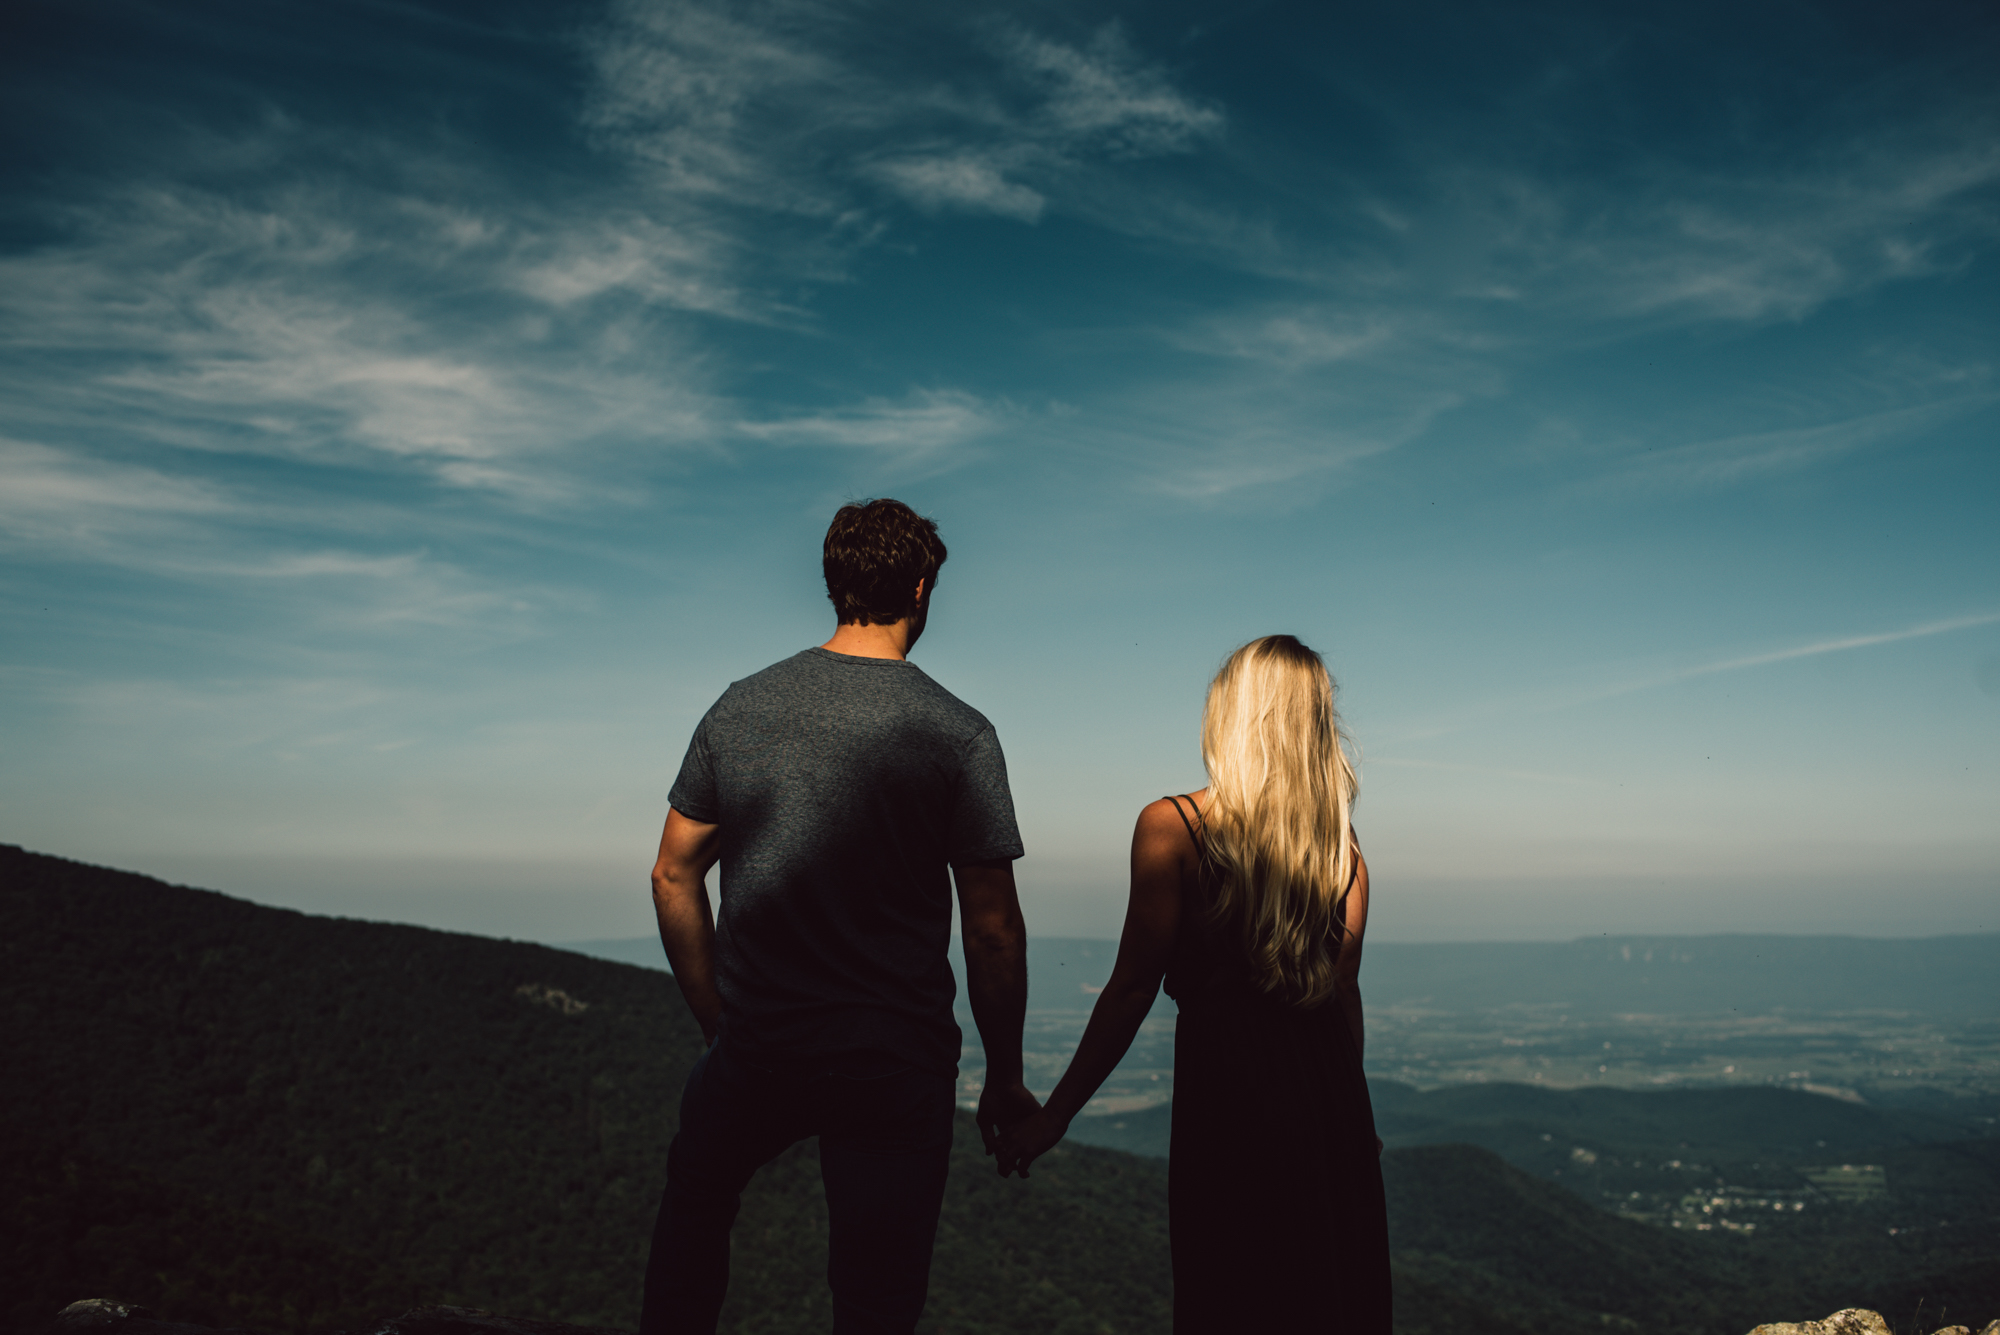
[666,713,721,824]
[947,723,1025,864]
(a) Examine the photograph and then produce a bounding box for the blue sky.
[3,0,1996,943]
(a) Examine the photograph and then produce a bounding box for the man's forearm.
[962,933,1028,1085]
[653,872,722,1041]
[650,810,724,1042]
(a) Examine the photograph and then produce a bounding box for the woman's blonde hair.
[1199,634,1358,1007]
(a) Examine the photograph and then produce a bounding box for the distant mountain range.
[566,930,2000,1017]
[1064,1072,2000,1160]
[1362,936,1999,1016]
[5,846,1996,1335]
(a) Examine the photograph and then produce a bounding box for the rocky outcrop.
[47,1301,255,1335]
[1748,1311,1895,1335]
[49,1304,160,1331]
[1746,1311,1999,1335]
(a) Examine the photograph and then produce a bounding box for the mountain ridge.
[571,930,2000,1015]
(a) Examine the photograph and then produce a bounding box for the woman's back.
[988,637,1393,1331]
[1159,793,1241,1006]
[1160,789,1391,1335]
[1159,791,1354,1008]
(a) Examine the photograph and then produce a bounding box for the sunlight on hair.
[1200,635,1358,1007]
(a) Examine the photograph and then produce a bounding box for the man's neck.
[821,618,915,661]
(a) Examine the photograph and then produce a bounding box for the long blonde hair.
[1199,634,1359,1007]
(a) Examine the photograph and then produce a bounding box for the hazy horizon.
[4,1,1996,943]
[108,850,2000,943]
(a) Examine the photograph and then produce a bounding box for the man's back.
[669,646,1022,1072]
[642,498,1036,1335]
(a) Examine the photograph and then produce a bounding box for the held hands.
[976,1079,1044,1178]
[991,1104,1070,1178]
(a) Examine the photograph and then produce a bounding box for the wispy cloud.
[1662,611,2000,686]
[506,214,750,316]
[0,437,238,570]
[0,172,725,506]
[1601,392,1997,492]
[1132,136,1997,498]
[996,22,1223,159]
[0,438,230,529]
[0,119,1015,635]
[1105,305,1498,501]
[1393,127,2000,328]
[1600,143,2000,323]
[0,436,543,630]
[1110,62,2000,336]
[1141,426,1403,503]
[1169,307,1407,370]
[736,390,1002,469]
[584,2,1223,235]
[1395,610,2000,744]
[582,0,856,217]
[868,155,1047,222]
[1013,376,1441,506]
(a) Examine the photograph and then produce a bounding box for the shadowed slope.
[0,845,1169,1334]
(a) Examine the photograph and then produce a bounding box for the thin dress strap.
[1164,793,1203,850]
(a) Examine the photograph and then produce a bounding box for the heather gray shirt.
[668,647,1024,1072]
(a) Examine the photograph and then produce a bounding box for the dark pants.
[638,1040,955,1335]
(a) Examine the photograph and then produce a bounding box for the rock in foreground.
[1747,1310,1998,1335]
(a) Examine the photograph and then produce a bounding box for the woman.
[994,635,1391,1332]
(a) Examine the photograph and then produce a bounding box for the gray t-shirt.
[668,647,1024,1072]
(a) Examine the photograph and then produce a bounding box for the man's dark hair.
[823,498,948,625]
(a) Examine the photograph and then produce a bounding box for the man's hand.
[976,1078,1042,1173]
[956,858,1036,1177]
[992,1103,1069,1179]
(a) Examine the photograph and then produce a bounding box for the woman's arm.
[1337,846,1382,1156]
[991,798,1187,1177]
[1335,848,1370,1058]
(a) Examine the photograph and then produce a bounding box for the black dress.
[1161,795,1393,1333]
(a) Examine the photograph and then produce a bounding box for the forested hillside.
[3,846,1994,1335]
[0,846,1174,1335]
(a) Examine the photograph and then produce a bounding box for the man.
[640,498,1039,1335]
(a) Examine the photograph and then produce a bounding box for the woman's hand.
[992,1105,1072,1178]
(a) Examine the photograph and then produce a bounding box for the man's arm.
[954,859,1039,1165]
[652,808,723,1044]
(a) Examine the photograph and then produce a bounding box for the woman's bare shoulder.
[1138,788,1207,826]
